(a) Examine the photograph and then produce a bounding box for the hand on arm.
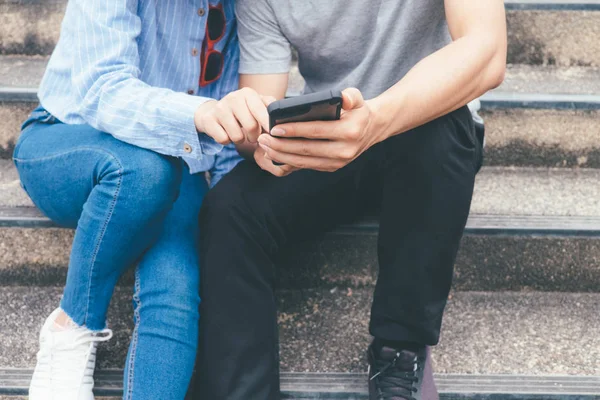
[255,0,507,173]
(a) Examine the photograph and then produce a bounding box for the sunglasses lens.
[207,8,225,41]
[204,52,223,82]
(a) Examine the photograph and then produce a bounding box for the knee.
[115,149,183,217]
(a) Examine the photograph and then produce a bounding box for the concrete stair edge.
[1,370,600,399]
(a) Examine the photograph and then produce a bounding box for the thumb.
[341,88,364,111]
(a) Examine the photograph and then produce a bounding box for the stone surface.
[0,102,34,159]
[482,108,600,168]
[3,57,599,95]
[471,167,600,216]
[1,287,600,376]
[3,58,600,167]
[4,104,600,168]
[0,1,64,56]
[2,3,600,66]
[499,64,600,94]
[3,226,600,292]
[2,164,600,290]
[5,161,599,217]
[507,10,600,66]
[0,55,46,88]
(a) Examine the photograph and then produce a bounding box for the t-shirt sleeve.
[235,0,292,74]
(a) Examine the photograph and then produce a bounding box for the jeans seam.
[13,147,126,164]
[82,154,123,328]
[126,267,142,399]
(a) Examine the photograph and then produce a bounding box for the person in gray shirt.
[191,1,507,399]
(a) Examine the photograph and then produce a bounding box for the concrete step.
[2,373,600,400]
[1,56,600,167]
[0,287,598,394]
[2,162,600,291]
[1,0,600,67]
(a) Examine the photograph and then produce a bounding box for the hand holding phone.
[267,90,343,164]
[258,87,376,173]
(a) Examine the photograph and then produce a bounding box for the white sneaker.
[29,309,113,400]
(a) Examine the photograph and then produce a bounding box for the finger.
[216,107,245,144]
[230,96,261,141]
[258,134,355,160]
[203,118,231,145]
[271,119,339,140]
[261,95,277,107]
[341,87,365,111]
[259,143,344,172]
[254,146,298,177]
[245,93,271,138]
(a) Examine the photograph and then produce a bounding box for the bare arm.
[239,73,289,100]
[369,0,507,140]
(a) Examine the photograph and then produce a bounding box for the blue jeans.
[14,107,207,399]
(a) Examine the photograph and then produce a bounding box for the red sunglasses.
[200,4,226,87]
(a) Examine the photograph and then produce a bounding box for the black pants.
[192,106,483,400]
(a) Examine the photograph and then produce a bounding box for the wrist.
[367,92,410,140]
[365,97,392,143]
[194,100,217,133]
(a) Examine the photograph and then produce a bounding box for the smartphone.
[267,89,343,165]
[268,89,343,132]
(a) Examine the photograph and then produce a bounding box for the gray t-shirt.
[236,0,451,100]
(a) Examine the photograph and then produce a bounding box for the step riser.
[2,288,600,375]
[0,2,64,56]
[1,4,600,66]
[2,227,600,291]
[0,102,28,159]
[3,103,599,168]
[4,372,600,400]
[482,109,600,168]
[507,10,600,66]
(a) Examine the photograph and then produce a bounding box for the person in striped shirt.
[14,1,273,399]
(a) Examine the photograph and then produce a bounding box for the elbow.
[486,56,506,90]
[481,35,507,90]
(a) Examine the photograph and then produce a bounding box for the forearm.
[71,0,222,161]
[76,75,219,160]
[369,34,506,141]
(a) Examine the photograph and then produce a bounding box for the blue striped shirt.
[37,0,241,176]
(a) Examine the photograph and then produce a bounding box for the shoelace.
[370,352,419,400]
[49,328,113,390]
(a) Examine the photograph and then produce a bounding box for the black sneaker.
[368,343,438,400]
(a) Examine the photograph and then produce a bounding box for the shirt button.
[184,143,193,153]
[191,48,198,57]
[187,89,194,95]
[197,8,206,16]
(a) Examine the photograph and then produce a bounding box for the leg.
[15,118,183,399]
[367,106,482,400]
[195,157,377,400]
[371,105,481,344]
[14,120,182,329]
[123,169,208,400]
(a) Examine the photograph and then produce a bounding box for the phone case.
[268,89,343,130]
